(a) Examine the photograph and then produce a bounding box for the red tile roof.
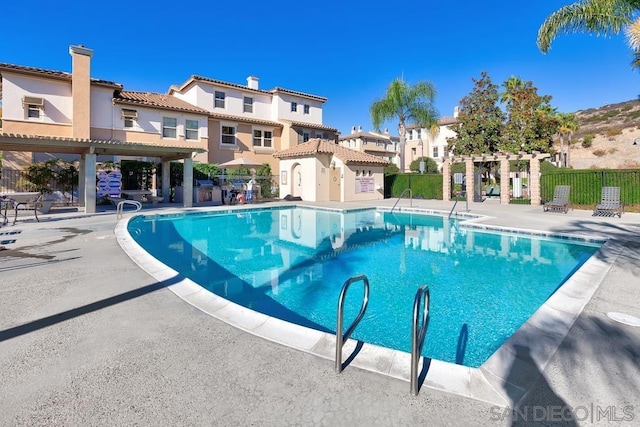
[273,139,389,165]
[0,63,122,88]
[114,91,211,115]
[279,119,337,132]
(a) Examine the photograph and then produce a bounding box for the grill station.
[195,179,221,203]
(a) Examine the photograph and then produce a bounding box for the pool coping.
[113,204,620,407]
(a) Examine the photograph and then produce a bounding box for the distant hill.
[564,99,640,169]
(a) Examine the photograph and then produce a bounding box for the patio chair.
[593,186,624,218]
[543,185,571,213]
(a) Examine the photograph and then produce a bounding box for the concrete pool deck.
[1,199,639,425]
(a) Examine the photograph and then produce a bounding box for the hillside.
[564,99,640,169]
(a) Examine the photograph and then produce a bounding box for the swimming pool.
[127,206,601,368]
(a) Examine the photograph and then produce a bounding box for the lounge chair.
[543,185,571,214]
[593,186,624,217]
[486,185,500,198]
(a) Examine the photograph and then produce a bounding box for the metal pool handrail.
[117,200,142,219]
[391,188,413,213]
[410,285,430,396]
[335,275,370,373]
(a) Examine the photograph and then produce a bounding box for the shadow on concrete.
[0,274,182,343]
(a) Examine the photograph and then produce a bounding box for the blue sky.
[2,0,639,136]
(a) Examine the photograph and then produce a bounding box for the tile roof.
[0,63,122,88]
[339,131,399,142]
[271,87,327,102]
[114,91,211,115]
[278,119,338,132]
[273,138,390,165]
[170,76,327,102]
[405,116,458,129]
[209,112,283,127]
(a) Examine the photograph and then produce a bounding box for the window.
[315,132,323,139]
[215,91,225,108]
[122,109,138,128]
[291,102,297,112]
[303,132,310,142]
[417,129,422,140]
[185,119,199,140]
[253,129,273,147]
[162,117,177,138]
[304,104,310,115]
[221,125,236,145]
[433,146,439,158]
[243,96,253,113]
[23,96,44,119]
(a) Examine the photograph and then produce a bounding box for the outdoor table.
[120,190,153,203]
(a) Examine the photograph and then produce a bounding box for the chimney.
[247,75,259,90]
[351,126,356,134]
[384,128,389,134]
[454,106,459,118]
[69,45,93,139]
[358,125,363,132]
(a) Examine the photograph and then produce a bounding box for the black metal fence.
[1,168,78,205]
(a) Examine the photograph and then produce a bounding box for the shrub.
[582,134,595,148]
[605,128,622,137]
[593,149,607,157]
[409,157,438,173]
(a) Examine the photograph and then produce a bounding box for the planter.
[37,200,54,214]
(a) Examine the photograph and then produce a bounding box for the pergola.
[441,151,550,205]
[0,133,206,213]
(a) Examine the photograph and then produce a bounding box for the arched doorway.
[292,163,302,198]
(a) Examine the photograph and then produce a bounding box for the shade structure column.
[161,160,170,202]
[183,157,193,208]
[442,159,451,201]
[82,152,97,213]
[78,157,85,208]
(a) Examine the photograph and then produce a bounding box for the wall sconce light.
[330,160,336,169]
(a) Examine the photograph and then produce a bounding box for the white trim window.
[315,132,323,139]
[291,102,297,112]
[23,96,44,119]
[122,109,138,128]
[162,117,177,138]
[253,128,273,148]
[215,91,226,108]
[433,146,439,158]
[243,96,253,113]
[303,132,310,142]
[185,119,199,140]
[304,104,310,115]
[221,124,236,145]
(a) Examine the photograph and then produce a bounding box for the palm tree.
[555,112,579,167]
[537,0,639,56]
[370,78,438,172]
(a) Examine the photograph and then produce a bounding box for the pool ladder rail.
[391,188,413,213]
[335,275,431,395]
[116,200,142,219]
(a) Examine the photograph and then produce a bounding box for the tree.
[370,78,438,172]
[499,78,560,155]
[537,0,640,66]
[556,112,579,167]
[447,71,504,156]
[409,157,438,173]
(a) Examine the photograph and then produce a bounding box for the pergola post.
[78,157,85,208]
[183,157,193,208]
[161,160,171,203]
[465,159,474,203]
[530,154,542,205]
[500,157,510,205]
[442,159,451,201]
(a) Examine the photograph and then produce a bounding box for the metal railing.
[448,191,468,219]
[391,188,413,212]
[335,275,370,373]
[116,200,142,219]
[410,285,430,396]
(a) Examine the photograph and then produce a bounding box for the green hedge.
[385,173,443,199]
[541,169,640,207]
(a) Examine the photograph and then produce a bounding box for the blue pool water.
[128,207,600,367]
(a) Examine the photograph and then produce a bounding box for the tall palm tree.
[537,0,640,56]
[370,78,438,172]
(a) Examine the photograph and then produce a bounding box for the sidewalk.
[0,200,638,426]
